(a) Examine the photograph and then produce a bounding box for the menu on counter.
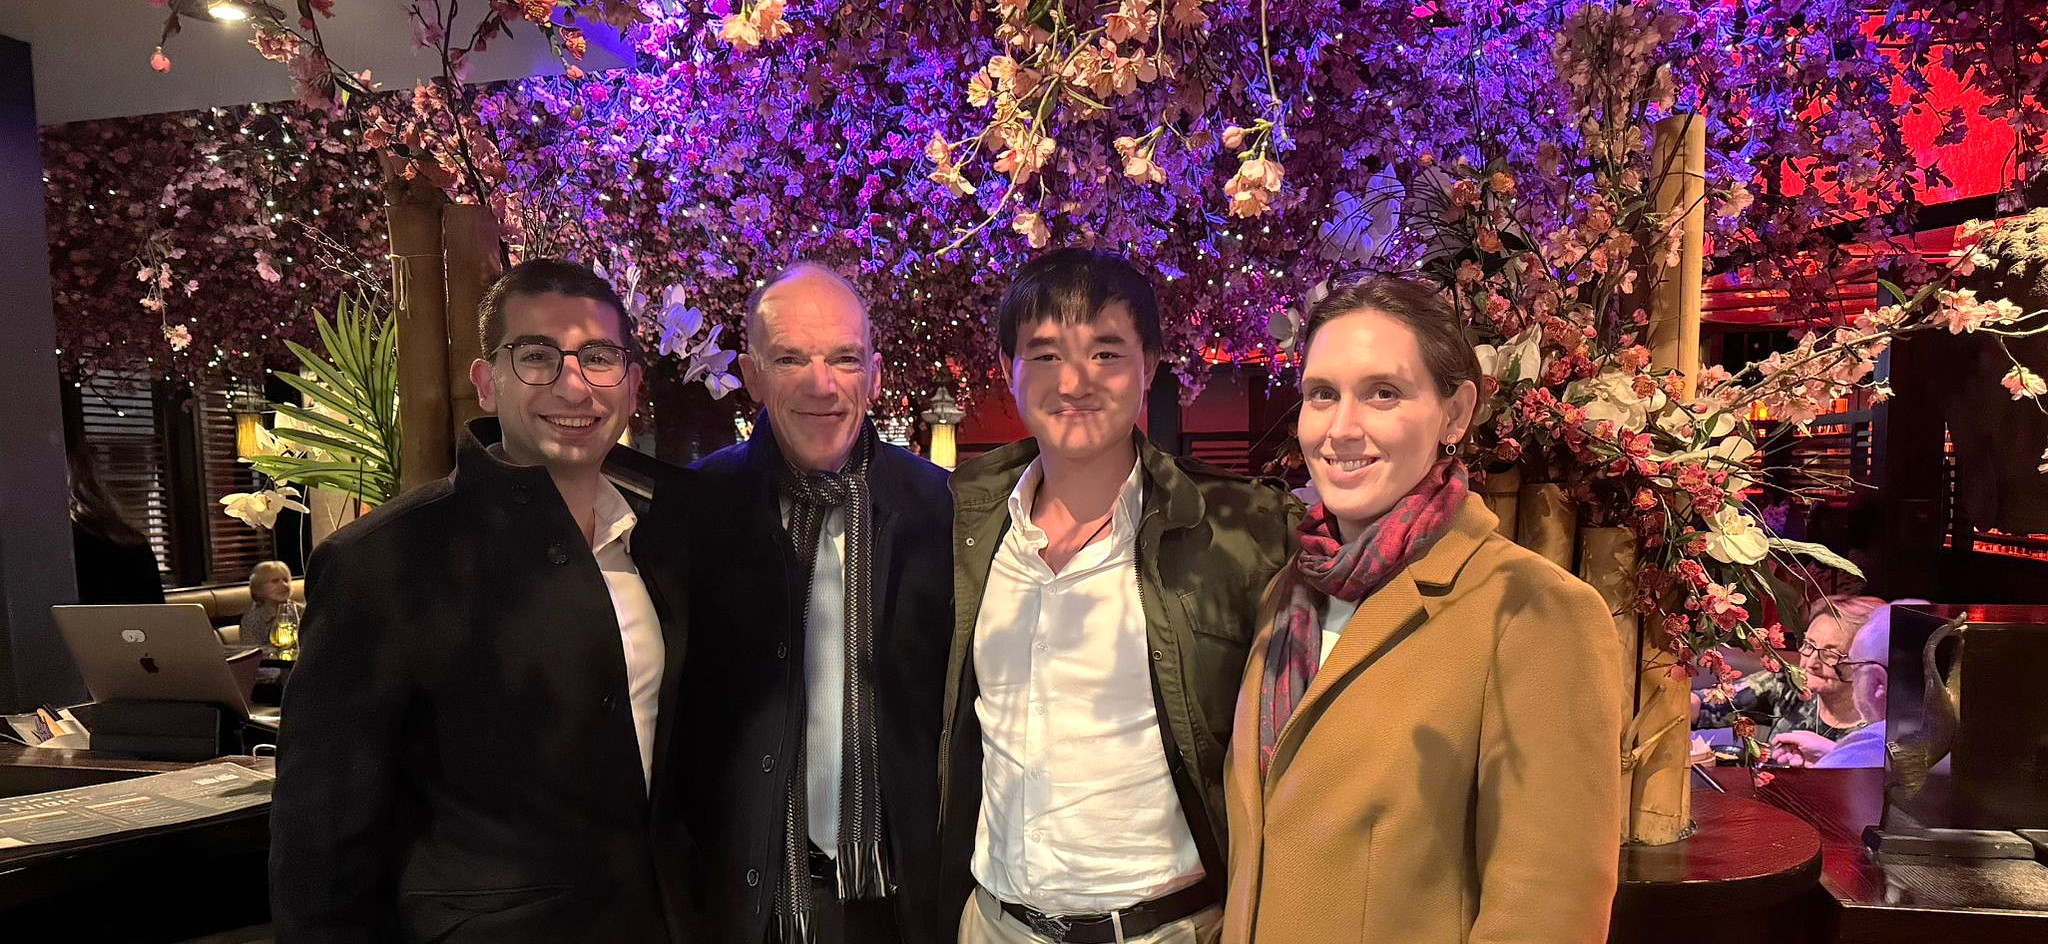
[0,762,272,849]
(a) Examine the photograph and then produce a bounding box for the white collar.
[591,478,637,554]
[1007,454,1142,541]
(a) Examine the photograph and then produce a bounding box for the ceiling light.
[207,1,251,22]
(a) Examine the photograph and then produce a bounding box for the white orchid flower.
[1704,504,1770,565]
[221,486,310,530]
[1566,367,1666,433]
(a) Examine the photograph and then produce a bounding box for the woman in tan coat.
[1224,278,1626,944]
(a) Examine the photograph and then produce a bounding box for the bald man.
[653,264,968,944]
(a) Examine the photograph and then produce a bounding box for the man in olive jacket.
[940,248,1299,943]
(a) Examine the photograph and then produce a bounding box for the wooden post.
[1515,481,1577,571]
[441,204,504,438]
[1626,111,1711,845]
[1575,526,1642,842]
[1650,113,1706,399]
[1478,466,1522,540]
[384,159,453,490]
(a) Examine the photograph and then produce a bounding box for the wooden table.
[1739,766,2048,943]
[0,743,272,940]
[1612,766,2048,943]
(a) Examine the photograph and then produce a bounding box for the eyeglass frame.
[1794,638,1884,677]
[493,339,640,388]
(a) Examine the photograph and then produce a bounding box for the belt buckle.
[1026,910,1072,940]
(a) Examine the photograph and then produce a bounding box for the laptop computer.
[52,604,252,720]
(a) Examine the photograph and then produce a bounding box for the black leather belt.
[995,884,1214,943]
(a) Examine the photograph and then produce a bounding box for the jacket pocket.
[1356,823,1379,944]
[1182,578,1265,644]
[399,884,575,943]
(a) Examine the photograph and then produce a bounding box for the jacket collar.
[452,416,572,497]
[952,431,1207,534]
[1407,493,1499,601]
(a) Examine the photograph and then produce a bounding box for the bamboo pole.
[1626,111,1711,845]
[1516,482,1577,571]
[384,158,453,490]
[1575,526,1642,842]
[1478,466,1522,541]
[1650,113,1706,399]
[441,204,504,437]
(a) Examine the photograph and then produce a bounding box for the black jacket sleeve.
[269,533,414,943]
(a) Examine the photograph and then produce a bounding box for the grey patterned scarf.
[772,421,891,944]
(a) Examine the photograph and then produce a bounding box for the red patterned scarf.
[1257,459,1470,776]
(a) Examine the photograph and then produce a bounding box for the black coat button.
[547,543,569,565]
[761,754,775,772]
[745,869,760,887]
[776,642,790,660]
[601,695,616,712]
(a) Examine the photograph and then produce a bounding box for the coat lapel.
[1265,574,1428,790]
[1261,495,1499,790]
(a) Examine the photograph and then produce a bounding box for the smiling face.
[738,269,879,473]
[470,291,641,476]
[1298,308,1476,541]
[1004,301,1157,465]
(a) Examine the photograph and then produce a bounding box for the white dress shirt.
[591,481,665,789]
[971,458,1204,913]
[781,499,848,857]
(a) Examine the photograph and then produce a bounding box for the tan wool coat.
[1223,495,1627,944]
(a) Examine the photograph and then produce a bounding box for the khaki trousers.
[957,887,1223,944]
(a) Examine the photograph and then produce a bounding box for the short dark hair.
[1301,276,1481,402]
[997,248,1163,359]
[477,258,639,360]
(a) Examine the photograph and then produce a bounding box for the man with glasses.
[272,259,694,943]
[658,263,965,944]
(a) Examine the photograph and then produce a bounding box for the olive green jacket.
[937,433,1301,900]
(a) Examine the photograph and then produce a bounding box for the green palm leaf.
[255,294,401,505]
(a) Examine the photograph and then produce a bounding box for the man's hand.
[1768,730,1838,767]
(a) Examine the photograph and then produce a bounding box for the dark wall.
[0,34,84,709]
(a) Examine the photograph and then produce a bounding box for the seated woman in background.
[68,443,165,605]
[1222,277,1625,944]
[1695,594,1884,745]
[240,560,300,651]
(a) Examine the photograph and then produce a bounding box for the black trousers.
[798,850,901,944]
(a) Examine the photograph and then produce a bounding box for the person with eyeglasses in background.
[1769,599,1929,768]
[271,259,696,943]
[1693,594,1887,749]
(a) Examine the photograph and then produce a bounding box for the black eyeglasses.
[497,341,634,387]
[1795,639,1849,669]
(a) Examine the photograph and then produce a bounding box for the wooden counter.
[0,742,271,940]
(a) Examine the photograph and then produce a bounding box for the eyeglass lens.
[507,342,629,387]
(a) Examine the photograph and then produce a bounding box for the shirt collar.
[1006,454,1143,542]
[592,478,637,555]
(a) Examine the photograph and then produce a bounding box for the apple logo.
[139,656,160,674]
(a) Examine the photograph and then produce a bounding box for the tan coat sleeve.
[1471,575,1627,944]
